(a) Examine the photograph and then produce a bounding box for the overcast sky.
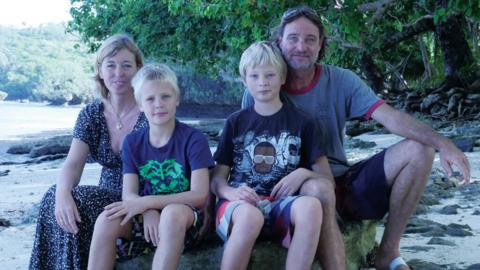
[0,0,72,27]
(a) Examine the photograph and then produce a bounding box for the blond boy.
[211,41,334,270]
[88,64,214,270]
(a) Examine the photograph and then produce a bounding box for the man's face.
[278,16,323,71]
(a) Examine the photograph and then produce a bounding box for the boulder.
[29,135,72,158]
[116,220,377,270]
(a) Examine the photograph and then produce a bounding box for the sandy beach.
[0,130,479,269]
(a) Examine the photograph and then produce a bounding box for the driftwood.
[383,85,480,120]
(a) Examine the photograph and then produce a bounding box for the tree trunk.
[359,53,384,93]
[435,12,475,88]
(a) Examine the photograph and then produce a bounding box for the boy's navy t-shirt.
[122,120,214,196]
[214,104,325,196]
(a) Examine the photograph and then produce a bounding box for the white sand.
[0,133,478,269]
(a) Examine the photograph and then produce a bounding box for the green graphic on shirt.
[139,159,189,195]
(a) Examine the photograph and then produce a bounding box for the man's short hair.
[239,41,287,82]
[131,63,180,104]
[275,5,326,61]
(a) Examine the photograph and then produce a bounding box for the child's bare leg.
[88,211,132,270]
[152,204,194,270]
[221,204,264,270]
[286,196,322,270]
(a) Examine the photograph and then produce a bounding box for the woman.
[29,34,147,270]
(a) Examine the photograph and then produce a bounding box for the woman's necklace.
[108,97,136,130]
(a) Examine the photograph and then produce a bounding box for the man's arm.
[371,103,471,182]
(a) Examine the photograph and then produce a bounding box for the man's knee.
[300,179,336,208]
[404,140,435,162]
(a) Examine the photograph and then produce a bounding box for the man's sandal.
[389,257,408,270]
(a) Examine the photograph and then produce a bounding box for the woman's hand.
[55,191,82,234]
[142,209,160,246]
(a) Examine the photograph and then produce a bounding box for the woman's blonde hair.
[94,34,144,98]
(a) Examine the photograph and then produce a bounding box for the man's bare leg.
[376,140,434,270]
[300,179,346,270]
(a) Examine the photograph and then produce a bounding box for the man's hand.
[104,198,145,225]
[142,209,160,246]
[223,185,260,205]
[439,141,471,184]
[55,191,81,234]
[271,168,306,199]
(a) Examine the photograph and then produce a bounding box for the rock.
[419,194,440,206]
[117,221,377,270]
[420,93,442,111]
[427,237,456,246]
[466,264,480,270]
[402,246,433,252]
[0,218,11,227]
[344,138,377,149]
[438,204,460,215]
[407,259,446,270]
[22,203,41,224]
[452,137,475,152]
[6,142,37,154]
[0,169,10,177]
[29,135,72,158]
[472,210,480,215]
[445,223,473,237]
[413,204,429,215]
[345,120,377,137]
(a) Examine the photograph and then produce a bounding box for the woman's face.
[99,48,138,96]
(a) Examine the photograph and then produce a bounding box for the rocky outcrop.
[116,221,377,270]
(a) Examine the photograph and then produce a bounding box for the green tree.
[67,0,479,94]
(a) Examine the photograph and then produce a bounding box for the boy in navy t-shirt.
[211,41,335,270]
[88,63,214,270]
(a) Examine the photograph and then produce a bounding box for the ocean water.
[0,101,82,140]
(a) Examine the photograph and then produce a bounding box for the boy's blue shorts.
[335,149,390,221]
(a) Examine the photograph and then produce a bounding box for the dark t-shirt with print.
[122,120,214,196]
[214,104,325,196]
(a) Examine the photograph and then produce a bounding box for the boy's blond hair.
[238,41,287,82]
[131,63,180,104]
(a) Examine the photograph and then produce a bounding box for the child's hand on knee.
[142,209,160,246]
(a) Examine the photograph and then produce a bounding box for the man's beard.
[286,57,315,71]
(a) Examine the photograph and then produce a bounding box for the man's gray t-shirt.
[242,64,383,177]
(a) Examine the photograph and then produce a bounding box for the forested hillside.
[0,23,94,104]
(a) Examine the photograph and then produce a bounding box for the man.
[242,6,471,270]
